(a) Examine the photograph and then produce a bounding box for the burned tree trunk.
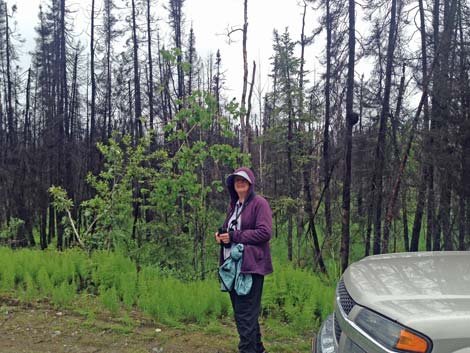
[340,0,356,273]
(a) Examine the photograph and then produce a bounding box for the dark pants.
[229,274,265,353]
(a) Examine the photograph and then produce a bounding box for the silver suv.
[313,252,470,353]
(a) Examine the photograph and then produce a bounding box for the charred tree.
[340,0,356,273]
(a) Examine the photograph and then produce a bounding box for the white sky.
[14,0,320,104]
[185,0,319,97]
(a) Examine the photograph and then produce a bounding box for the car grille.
[334,278,357,343]
[337,278,356,315]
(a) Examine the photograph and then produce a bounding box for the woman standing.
[215,167,272,353]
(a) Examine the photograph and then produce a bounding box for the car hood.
[343,252,470,346]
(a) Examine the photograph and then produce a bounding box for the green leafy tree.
[50,92,248,278]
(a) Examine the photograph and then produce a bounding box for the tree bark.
[410,0,431,251]
[146,0,155,130]
[286,65,294,263]
[90,0,96,146]
[340,0,356,273]
[240,0,249,153]
[69,52,78,140]
[24,68,32,147]
[104,0,114,139]
[4,3,15,147]
[457,0,470,250]
[432,0,458,251]
[131,0,143,140]
[373,0,398,254]
[323,0,333,242]
[170,0,185,110]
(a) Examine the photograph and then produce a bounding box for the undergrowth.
[0,246,335,338]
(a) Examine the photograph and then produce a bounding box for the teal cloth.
[219,244,253,296]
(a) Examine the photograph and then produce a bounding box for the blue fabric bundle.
[219,244,253,296]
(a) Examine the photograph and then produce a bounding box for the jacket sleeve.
[230,197,272,245]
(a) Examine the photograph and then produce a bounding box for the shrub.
[37,267,54,297]
[51,281,76,307]
[19,273,37,303]
[100,286,120,315]
[0,249,15,292]
[262,261,335,334]
[0,247,335,336]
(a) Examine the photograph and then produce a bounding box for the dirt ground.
[0,297,311,353]
[0,297,239,353]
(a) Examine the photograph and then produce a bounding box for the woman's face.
[234,176,250,196]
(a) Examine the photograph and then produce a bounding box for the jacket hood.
[226,167,256,206]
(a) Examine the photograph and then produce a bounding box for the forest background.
[0,0,469,351]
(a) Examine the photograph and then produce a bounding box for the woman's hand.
[218,232,231,244]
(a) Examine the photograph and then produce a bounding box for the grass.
[0,245,335,352]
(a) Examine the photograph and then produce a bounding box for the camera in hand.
[218,227,232,248]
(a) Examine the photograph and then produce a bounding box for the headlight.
[354,307,431,353]
[317,314,337,353]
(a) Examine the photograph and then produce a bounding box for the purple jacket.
[220,167,273,275]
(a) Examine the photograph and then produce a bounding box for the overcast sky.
[185,0,318,97]
[14,0,320,103]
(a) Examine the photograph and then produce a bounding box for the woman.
[215,167,273,353]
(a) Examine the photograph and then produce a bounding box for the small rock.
[151,348,163,353]
[155,328,162,333]
[56,312,63,316]
[52,330,61,338]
